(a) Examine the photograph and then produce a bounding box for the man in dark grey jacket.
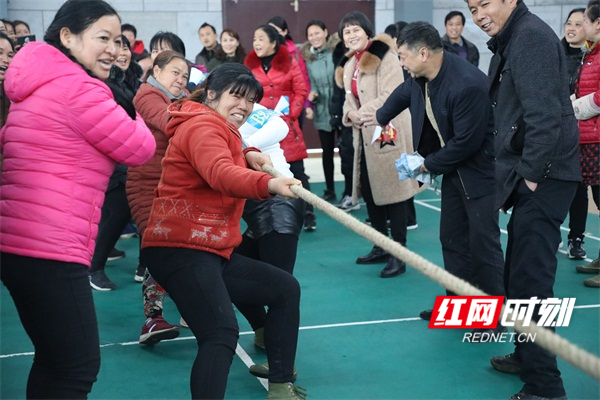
[467,0,581,399]
[362,21,505,334]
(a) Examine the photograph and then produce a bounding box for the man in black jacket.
[362,21,505,331]
[466,0,581,399]
[441,10,480,67]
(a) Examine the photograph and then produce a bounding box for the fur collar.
[300,33,341,62]
[335,33,395,88]
[245,45,291,72]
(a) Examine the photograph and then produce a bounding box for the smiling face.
[208,88,255,128]
[60,15,121,80]
[114,39,132,71]
[342,24,369,53]
[221,32,239,56]
[565,11,586,47]
[0,37,15,83]
[467,0,517,37]
[398,44,426,78]
[445,15,464,42]
[307,25,327,50]
[154,57,189,97]
[253,28,276,58]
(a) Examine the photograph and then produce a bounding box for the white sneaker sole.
[89,279,115,291]
[139,326,180,345]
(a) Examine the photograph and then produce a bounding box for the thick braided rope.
[263,165,600,381]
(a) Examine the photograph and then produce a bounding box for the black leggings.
[234,232,299,331]
[318,129,336,192]
[1,253,100,399]
[144,247,300,398]
[289,160,314,215]
[90,182,131,271]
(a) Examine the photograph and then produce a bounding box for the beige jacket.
[335,34,419,205]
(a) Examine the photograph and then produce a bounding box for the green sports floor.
[1,183,599,399]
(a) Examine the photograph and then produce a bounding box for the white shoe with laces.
[338,195,360,212]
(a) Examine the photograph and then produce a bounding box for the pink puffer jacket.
[0,42,155,266]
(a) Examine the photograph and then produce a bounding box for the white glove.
[572,92,600,120]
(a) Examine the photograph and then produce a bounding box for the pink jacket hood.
[0,42,155,266]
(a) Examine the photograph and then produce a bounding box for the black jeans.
[506,179,576,398]
[318,129,336,192]
[439,173,505,297]
[143,247,300,399]
[1,253,100,399]
[359,149,407,246]
[289,160,314,215]
[568,182,600,240]
[90,182,131,271]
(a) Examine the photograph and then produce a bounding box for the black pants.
[234,232,299,332]
[360,150,407,246]
[318,129,336,192]
[1,253,100,399]
[90,182,131,271]
[289,160,314,215]
[406,197,417,226]
[506,179,576,398]
[337,126,354,197]
[568,183,600,240]
[439,173,504,297]
[144,247,300,398]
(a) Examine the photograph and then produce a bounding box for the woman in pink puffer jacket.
[0,1,154,397]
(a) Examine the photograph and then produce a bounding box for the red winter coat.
[245,46,308,162]
[576,42,600,144]
[141,101,273,259]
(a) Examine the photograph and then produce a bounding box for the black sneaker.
[419,309,433,321]
[568,238,586,259]
[491,352,522,374]
[89,270,117,291]
[322,189,337,202]
[304,213,316,232]
[134,265,146,283]
[509,391,567,400]
[107,247,126,261]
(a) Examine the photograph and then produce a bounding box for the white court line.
[502,207,600,242]
[414,200,595,262]
[1,310,598,360]
[236,344,268,390]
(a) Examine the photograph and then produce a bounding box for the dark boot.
[379,257,406,278]
[356,246,389,264]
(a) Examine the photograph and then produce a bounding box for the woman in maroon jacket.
[245,24,317,231]
[128,50,189,344]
